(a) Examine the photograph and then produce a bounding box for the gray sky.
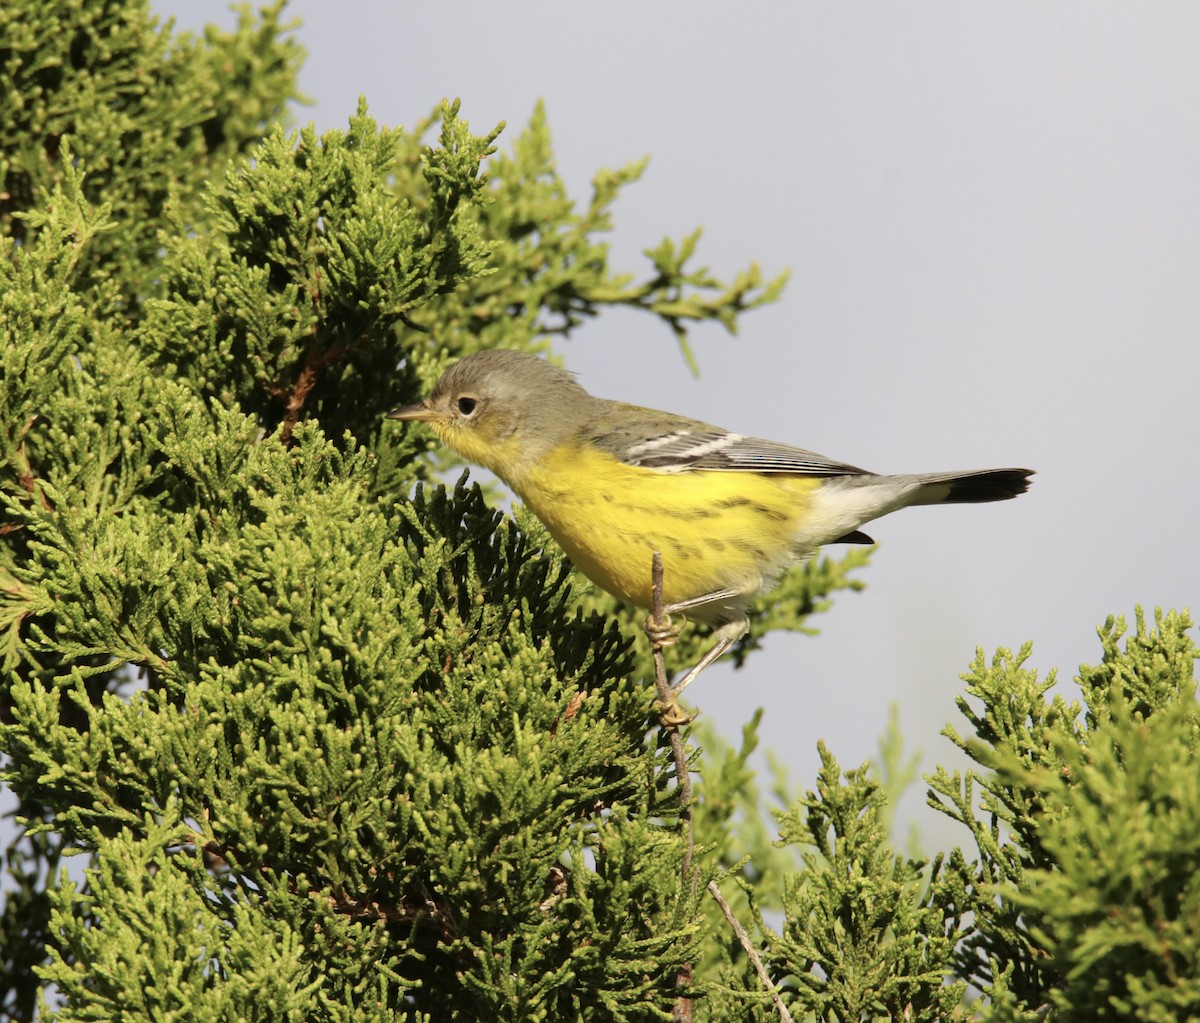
[158,2,1200,842]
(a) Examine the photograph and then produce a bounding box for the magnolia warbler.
[388,349,1032,696]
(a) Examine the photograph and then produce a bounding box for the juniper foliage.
[2,4,1197,1022]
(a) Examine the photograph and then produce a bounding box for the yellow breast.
[513,441,822,612]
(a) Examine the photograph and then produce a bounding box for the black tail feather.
[939,468,1034,504]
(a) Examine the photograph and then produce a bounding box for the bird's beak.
[386,400,438,422]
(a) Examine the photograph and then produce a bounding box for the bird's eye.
[456,396,478,416]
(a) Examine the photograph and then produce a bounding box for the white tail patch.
[797,477,928,549]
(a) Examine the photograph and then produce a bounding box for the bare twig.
[707,879,793,1023]
[649,552,695,879]
[647,551,695,1021]
[279,339,349,444]
[647,559,786,1022]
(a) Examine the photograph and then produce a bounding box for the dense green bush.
[2,3,1195,1020]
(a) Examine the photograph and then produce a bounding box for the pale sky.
[157,2,1200,843]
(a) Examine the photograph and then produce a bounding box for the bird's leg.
[662,588,744,617]
[656,693,693,729]
[644,615,691,727]
[643,614,683,649]
[668,636,734,700]
[643,588,747,724]
[669,614,749,698]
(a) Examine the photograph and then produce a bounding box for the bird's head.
[387,349,587,483]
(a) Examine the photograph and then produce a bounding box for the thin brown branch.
[183,827,458,939]
[279,339,348,444]
[707,879,793,1023]
[13,417,52,510]
[647,551,695,1021]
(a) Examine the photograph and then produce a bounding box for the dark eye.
[456,396,478,416]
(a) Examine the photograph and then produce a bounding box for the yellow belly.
[514,442,821,611]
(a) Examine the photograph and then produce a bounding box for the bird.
[388,349,1032,700]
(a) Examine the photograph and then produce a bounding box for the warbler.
[388,349,1032,695]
